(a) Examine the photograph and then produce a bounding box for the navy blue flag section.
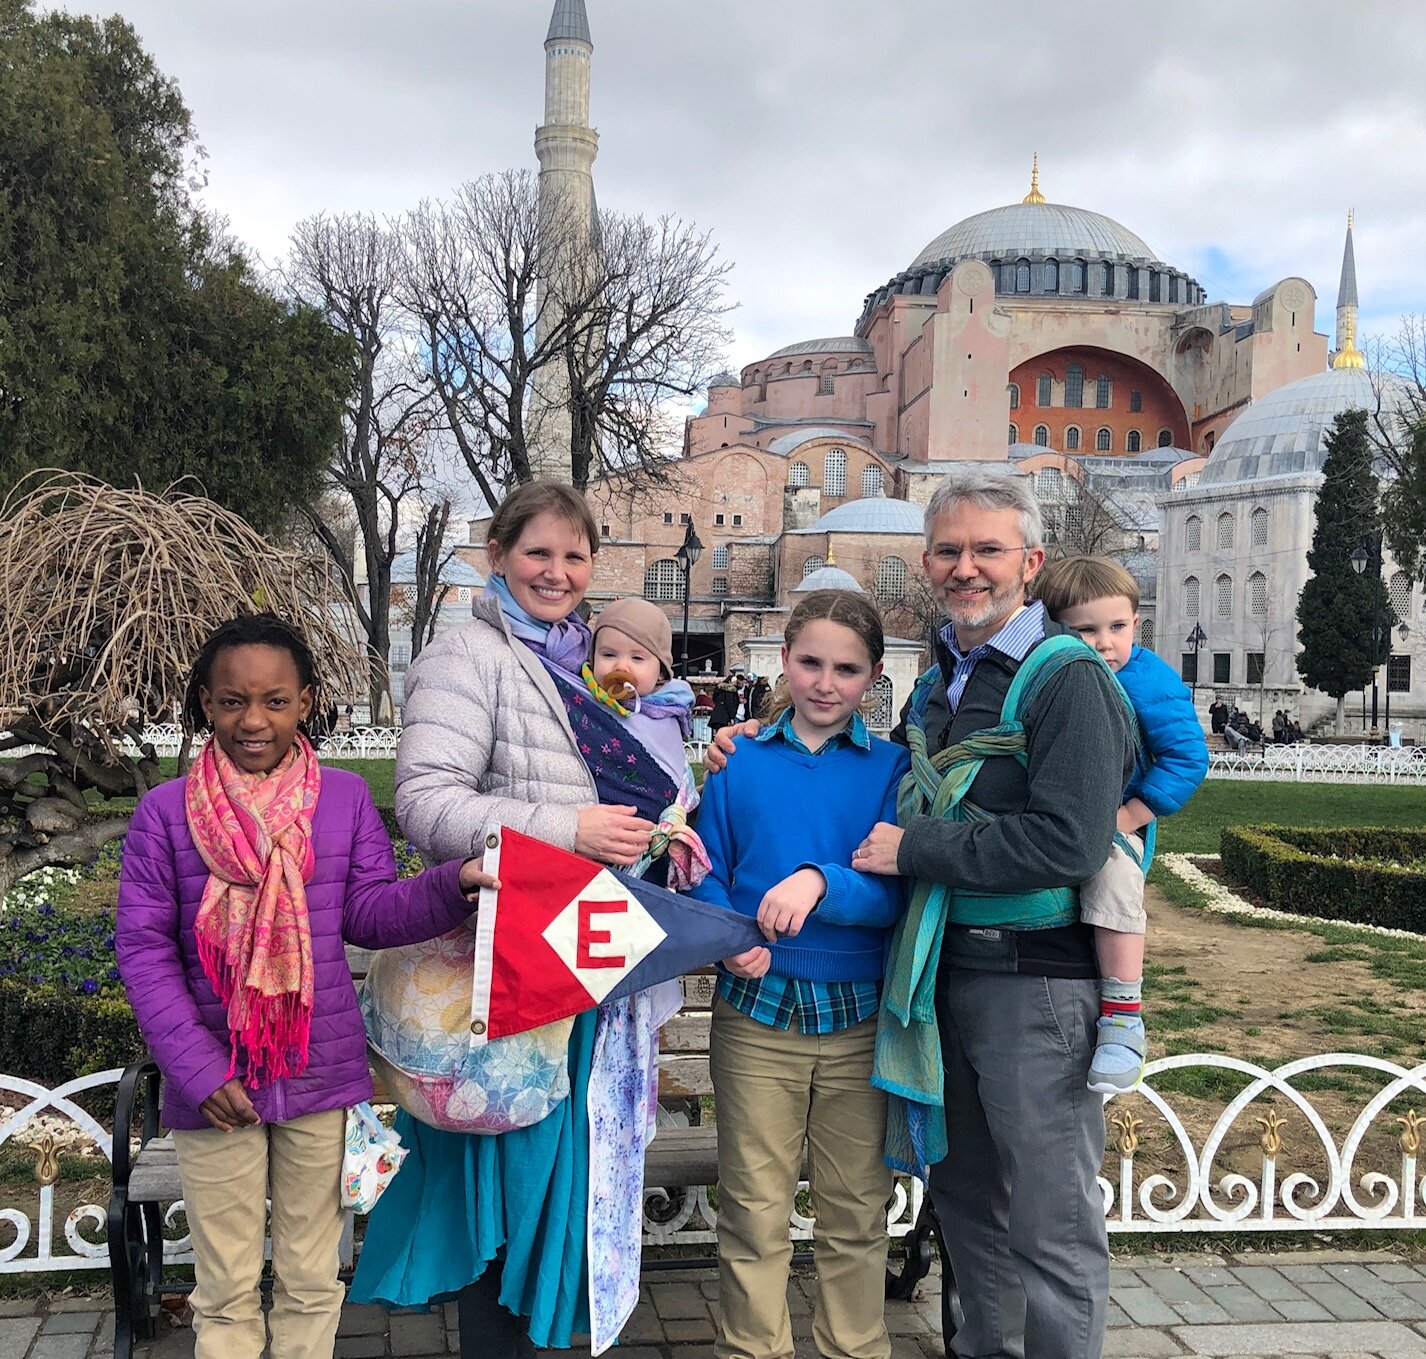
[469,825,764,1045]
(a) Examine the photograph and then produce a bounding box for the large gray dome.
[1198,368,1413,488]
[912,202,1156,268]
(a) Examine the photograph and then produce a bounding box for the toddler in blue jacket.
[1037,555,1209,1094]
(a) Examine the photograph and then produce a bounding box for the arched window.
[1184,576,1201,618]
[1037,373,1053,406]
[824,448,847,497]
[1034,467,1062,498]
[861,464,884,497]
[643,558,684,602]
[1064,426,1081,451]
[1095,375,1111,408]
[1064,364,1084,408]
[802,555,826,579]
[1067,259,1086,293]
[1101,261,1115,295]
[1140,617,1155,650]
[1158,428,1174,447]
[1008,423,1018,445]
[1095,427,1112,452]
[712,544,730,569]
[1249,571,1268,616]
[1250,507,1268,547]
[1008,382,1020,409]
[1390,571,1413,622]
[1149,271,1162,302]
[1214,573,1233,619]
[788,460,810,488]
[1016,259,1031,292]
[1126,429,1142,453]
[869,674,895,732]
[1185,515,1202,551]
[1033,425,1050,447]
[1043,259,1059,291]
[1130,390,1143,413]
[876,556,908,602]
[1217,512,1235,549]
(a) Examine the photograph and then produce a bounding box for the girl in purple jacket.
[116,614,495,1359]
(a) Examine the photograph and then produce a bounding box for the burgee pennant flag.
[469,825,765,1045]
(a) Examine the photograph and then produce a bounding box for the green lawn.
[1156,780,1426,855]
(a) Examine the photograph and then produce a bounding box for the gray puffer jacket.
[395,590,596,864]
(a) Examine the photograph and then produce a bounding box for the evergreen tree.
[0,1,349,533]
[1296,409,1390,728]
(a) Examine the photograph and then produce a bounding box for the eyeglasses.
[929,544,1031,566]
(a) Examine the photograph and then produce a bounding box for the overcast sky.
[77,0,1426,372]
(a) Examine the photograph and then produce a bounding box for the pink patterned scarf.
[184,734,322,1087]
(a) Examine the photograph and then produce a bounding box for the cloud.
[95,0,1426,368]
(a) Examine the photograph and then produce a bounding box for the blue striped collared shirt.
[939,600,1047,714]
[718,705,882,1034]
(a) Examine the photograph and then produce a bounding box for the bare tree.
[283,212,456,723]
[401,169,732,499]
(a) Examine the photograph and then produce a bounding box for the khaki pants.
[173,1108,346,1359]
[709,996,892,1359]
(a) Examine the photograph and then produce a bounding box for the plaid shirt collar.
[755,705,872,755]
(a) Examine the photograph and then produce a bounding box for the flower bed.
[1219,825,1426,934]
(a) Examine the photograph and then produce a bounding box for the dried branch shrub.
[0,471,364,887]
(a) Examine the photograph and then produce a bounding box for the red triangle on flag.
[481,827,606,1040]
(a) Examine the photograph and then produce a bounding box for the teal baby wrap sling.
[871,634,1140,1175]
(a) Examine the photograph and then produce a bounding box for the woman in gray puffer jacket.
[351,483,677,1358]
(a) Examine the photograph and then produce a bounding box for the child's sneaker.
[1087,1014,1146,1094]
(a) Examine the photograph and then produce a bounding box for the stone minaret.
[1332,210,1364,370]
[530,0,599,482]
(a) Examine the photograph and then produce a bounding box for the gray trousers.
[927,967,1108,1359]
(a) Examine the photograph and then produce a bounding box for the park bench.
[107,961,938,1358]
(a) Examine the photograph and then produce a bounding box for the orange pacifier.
[601,669,639,705]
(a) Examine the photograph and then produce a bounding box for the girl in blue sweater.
[692,590,910,1359]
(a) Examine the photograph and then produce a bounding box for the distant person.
[710,677,740,731]
[1037,556,1209,1093]
[1223,717,1250,753]
[1209,698,1228,734]
[1290,718,1304,742]
[1272,710,1287,743]
[747,673,771,721]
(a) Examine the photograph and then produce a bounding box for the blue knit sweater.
[1117,644,1210,818]
[691,733,911,983]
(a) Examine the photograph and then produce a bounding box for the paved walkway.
[8,1251,1426,1358]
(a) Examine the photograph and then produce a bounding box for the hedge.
[0,978,144,1090]
[1219,824,1426,933]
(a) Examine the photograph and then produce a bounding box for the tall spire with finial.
[531,0,599,481]
[1023,152,1046,205]
[1332,209,1364,369]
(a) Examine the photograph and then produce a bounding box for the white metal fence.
[1208,744,1426,784]
[5,1053,1426,1275]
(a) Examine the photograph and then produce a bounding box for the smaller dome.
[1199,367,1412,488]
[767,427,870,456]
[798,497,924,536]
[707,370,739,389]
[793,565,864,594]
[767,337,874,360]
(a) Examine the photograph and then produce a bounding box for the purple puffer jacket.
[116,769,472,1131]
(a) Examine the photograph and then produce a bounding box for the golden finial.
[33,1133,60,1187]
[1398,1110,1423,1156]
[1023,152,1046,205]
[1348,206,1354,230]
[1111,1110,1141,1159]
[1257,1111,1288,1158]
[825,546,837,566]
[1332,312,1365,369]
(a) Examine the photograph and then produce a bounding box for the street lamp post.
[1186,623,1207,696]
[675,521,703,679]
[1350,537,1384,740]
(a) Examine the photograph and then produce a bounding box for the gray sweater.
[893,620,1136,977]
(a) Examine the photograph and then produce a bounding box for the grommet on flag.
[485,831,500,850]
[469,1019,486,1036]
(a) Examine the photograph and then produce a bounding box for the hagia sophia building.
[449,0,1421,737]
